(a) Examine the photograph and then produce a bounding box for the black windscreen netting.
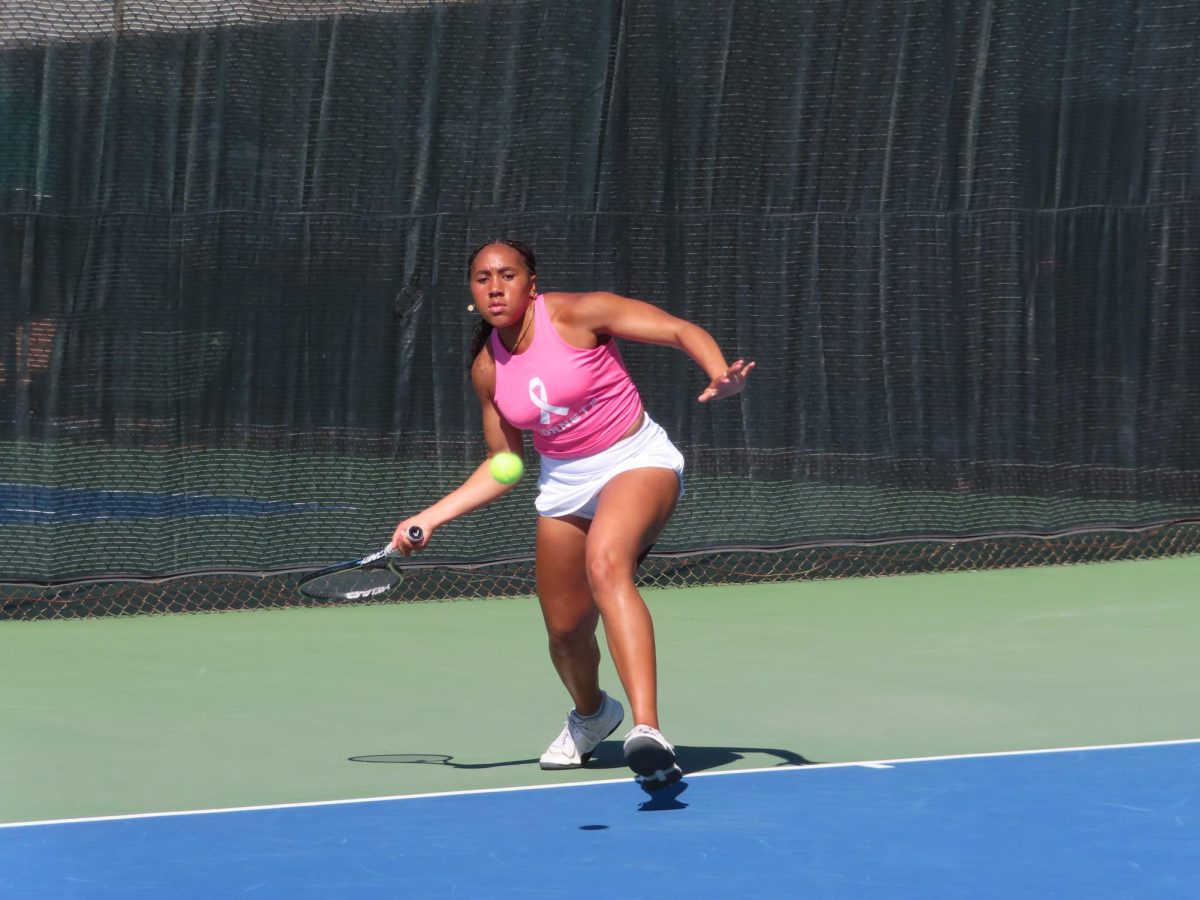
[2,1,1199,617]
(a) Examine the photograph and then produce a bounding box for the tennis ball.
[489,451,524,485]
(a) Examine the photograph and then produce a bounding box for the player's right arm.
[390,346,524,552]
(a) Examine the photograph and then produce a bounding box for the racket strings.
[299,564,401,600]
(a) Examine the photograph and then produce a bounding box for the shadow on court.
[348,744,816,772]
[637,781,689,811]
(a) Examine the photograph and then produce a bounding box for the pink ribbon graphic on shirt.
[529,377,569,425]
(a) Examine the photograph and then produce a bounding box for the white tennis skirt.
[535,413,685,520]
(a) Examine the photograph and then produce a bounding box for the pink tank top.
[491,295,643,459]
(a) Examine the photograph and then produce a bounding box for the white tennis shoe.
[539,691,625,769]
[623,724,683,789]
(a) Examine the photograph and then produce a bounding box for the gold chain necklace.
[507,303,534,353]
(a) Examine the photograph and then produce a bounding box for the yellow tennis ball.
[489,451,524,485]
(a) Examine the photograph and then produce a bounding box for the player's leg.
[586,466,682,787]
[535,513,601,713]
[584,467,680,729]
[535,513,625,769]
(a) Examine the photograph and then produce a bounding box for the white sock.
[574,693,608,720]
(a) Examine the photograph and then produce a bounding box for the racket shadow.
[348,753,541,769]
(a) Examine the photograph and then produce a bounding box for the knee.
[545,617,596,653]
[585,544,635,596]
[540,595,598,650]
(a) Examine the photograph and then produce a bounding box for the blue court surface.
[2,740,1196,898]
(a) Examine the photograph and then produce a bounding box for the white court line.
[2,737,1196,831]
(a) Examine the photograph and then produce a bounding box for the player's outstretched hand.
[698,360,756,403]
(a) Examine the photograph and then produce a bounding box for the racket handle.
[386,525,425,556]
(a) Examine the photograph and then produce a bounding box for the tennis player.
[391,239,753,789]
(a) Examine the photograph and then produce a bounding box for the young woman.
[391,239,753,789]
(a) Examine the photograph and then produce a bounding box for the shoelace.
[549,719,579,753]
[571,710,609,748]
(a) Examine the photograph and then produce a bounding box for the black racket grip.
[407,525,424,543]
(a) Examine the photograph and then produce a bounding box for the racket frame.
[297,525,424,600]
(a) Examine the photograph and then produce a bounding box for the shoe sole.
[538,715,624,770]
[624,737,683,789]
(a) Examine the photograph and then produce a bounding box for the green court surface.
[2,554,1198,825]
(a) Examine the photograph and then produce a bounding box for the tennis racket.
[298,526,424,601]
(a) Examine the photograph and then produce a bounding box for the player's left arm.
[562,291,755,403]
